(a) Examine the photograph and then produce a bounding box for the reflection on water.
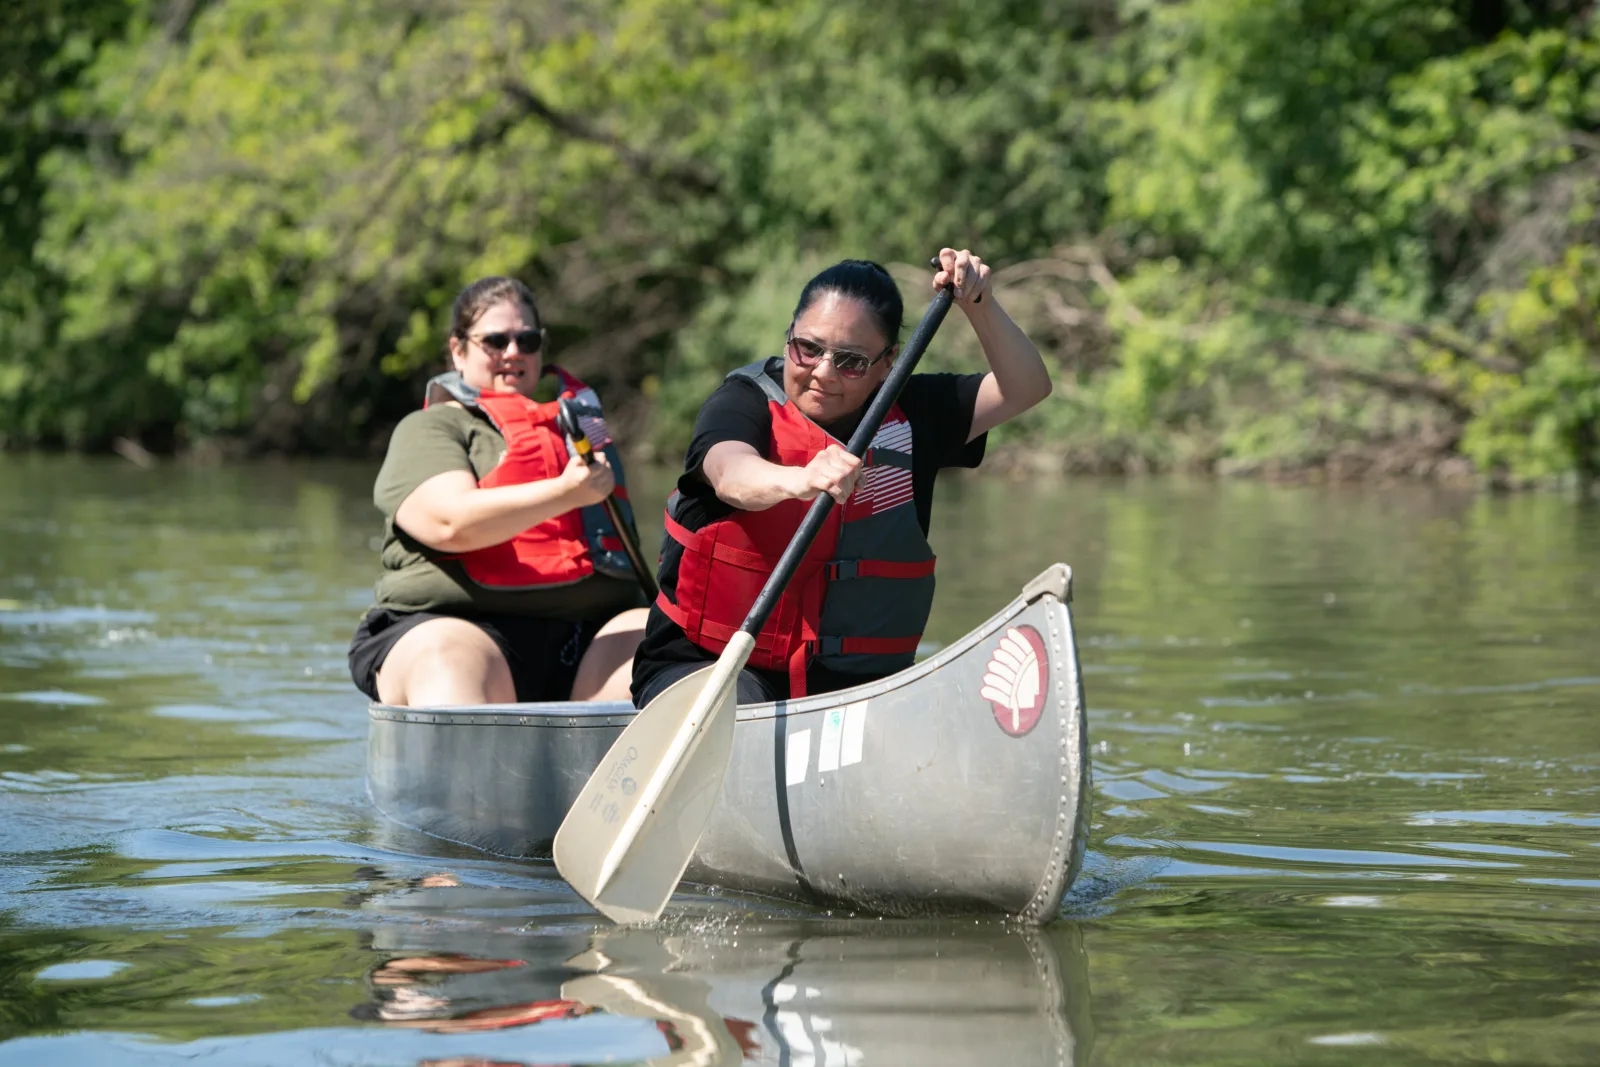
[349,872,1090,1066]
[345,836,1091,1063]
[2,456,1599,1064]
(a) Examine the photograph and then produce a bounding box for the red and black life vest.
[423,367,638,590]
[656,362,937,696]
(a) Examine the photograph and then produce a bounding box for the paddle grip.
[929,253,981,302]
[558,397,660,601]
[739,283,955,640]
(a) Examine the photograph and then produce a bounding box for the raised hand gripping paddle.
[557,397,658,601]
[553,267,956,923]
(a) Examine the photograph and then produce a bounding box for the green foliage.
[1,0,1598,483]
[0,0,149,447]
[1464,243,1600,480]
[1093,0,1600,481]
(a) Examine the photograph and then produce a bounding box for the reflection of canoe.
[567,920,1093,1067]
[368,564,1090,921]
[364,916,1092,1066]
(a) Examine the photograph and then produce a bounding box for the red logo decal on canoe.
[982,625,1048,737]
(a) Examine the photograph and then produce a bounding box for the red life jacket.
[423,368,638,590]
[656,362,937,696]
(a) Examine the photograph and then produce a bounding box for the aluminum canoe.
[367,562,1091,922]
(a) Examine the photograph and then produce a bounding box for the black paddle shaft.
[740,282,955,639]
[557,398,660,601]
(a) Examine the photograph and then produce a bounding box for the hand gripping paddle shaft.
[553,274,956,923]
[557,398,658,601]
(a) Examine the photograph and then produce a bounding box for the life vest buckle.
[825,559,859,581]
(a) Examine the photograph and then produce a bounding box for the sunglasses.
[469,329,544,356]
[786,332,892,380]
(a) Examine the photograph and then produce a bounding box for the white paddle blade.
[553,663,715,912]
[585,686,735,923]
[554,640,747,923]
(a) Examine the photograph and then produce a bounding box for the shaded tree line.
[2,0,1598,484]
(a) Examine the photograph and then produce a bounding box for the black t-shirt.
[631,358,987,703]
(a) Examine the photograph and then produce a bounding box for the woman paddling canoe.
[349,277,649,707]
[630,248,1052,707]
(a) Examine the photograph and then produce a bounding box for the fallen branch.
[1259,297,1521,375]
[1296,348,1473,421]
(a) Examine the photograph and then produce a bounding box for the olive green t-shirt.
[369,403,642,621]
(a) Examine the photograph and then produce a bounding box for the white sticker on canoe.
[786,729,811,787]
[841,700,868,767]
[817,706,845,773]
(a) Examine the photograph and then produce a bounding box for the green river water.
[1,455,1597,1065]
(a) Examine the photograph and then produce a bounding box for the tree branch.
[499,79,719,196]
[161,0,199,42]
[1294,347,1474,422]
[1258,296,1522,375]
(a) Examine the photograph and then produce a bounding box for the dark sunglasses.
[469,329,544,356]
[786,332,892,380]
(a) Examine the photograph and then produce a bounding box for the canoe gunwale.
[368,562,1076,728]
[368,705,637,727]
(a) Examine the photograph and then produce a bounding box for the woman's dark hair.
[792,259,903,344]
[448,276,541,345]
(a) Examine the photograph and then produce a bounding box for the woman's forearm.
[703,444,806,511]
[964,295,1054,439]
[396,470,583,553]
[969,296,1052,402]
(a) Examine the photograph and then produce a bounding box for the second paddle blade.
[553,664,737,923]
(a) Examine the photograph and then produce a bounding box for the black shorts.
[630,659,784,709]
[348,608,600,704]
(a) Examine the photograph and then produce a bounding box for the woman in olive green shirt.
[348,277,648,707]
